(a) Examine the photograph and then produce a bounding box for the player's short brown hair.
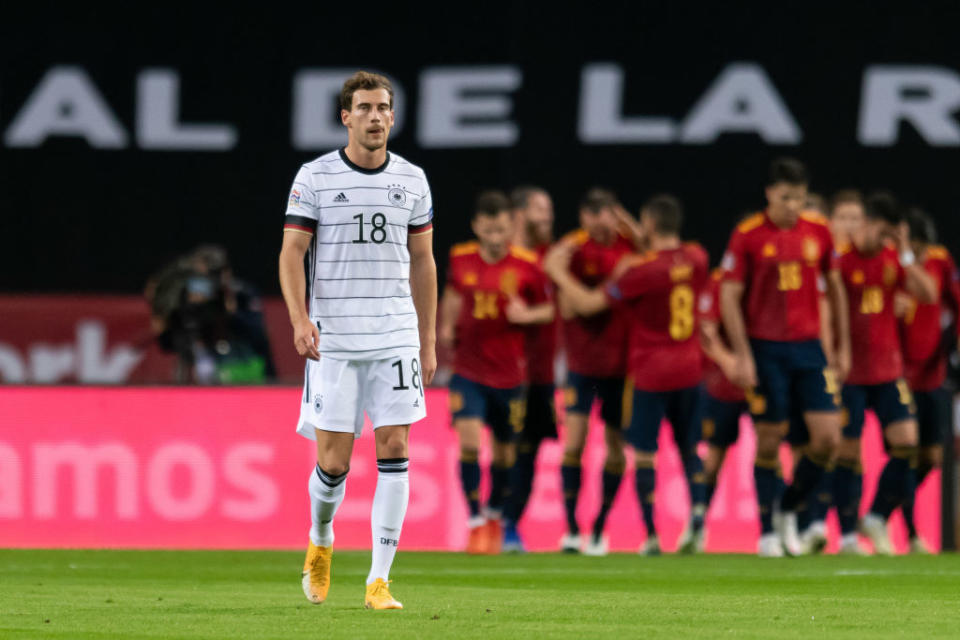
[579,187,618,214]
[642,194,684,235]
[340,71,394,111]
[473,190,512,220]
[510,185,548,210]
[829,189,863,216]
[767,157,808,187]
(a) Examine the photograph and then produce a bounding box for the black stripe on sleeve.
[284,214,318,231]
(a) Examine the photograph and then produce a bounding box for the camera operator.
[145,245,275,384]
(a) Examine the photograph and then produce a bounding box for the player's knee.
[884,420,918,449]
[754,435,779,459]
[319,460,350,477]
[921,446,943,469]
[460,446,480,463]
[634,450,656,469]
[808,424,840,457]
[704,446,725,475]
[562,447,584,466]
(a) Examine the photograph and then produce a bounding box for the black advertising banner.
[2,3,959,293]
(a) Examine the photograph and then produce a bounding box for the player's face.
[860,218,890,253]
[765,182,807,227]
[580,207,617,244]
[829,202,865,246]
[522,192,554,245]
[342,89,394,152]
[473,210,513,260]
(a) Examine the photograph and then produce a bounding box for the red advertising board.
[0,387,939,552]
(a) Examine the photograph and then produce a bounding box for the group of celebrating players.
[440,158,959,558]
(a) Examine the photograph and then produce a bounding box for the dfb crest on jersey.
[387,184,407,207]
[314,394,323,413]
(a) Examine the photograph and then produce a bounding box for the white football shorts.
[296,353,427,440]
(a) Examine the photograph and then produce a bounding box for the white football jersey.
[284,149,433,361]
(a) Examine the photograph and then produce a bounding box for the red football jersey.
[524,242,559,385]
[722,211,834,342]
[698,268,746,402]
[605,243,709,392]
[833,243,905,385]
[563,230,634,378]
[447,242,549,389]
[900,246,960,391]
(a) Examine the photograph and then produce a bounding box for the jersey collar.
[339,147,391,175]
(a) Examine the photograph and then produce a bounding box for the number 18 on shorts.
[296,355,427,439]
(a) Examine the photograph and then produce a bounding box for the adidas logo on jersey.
[412,398,420,408]
[333,192,349,203]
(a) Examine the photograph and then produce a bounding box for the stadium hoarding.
[0,386,939,552]
[3,5,960,296]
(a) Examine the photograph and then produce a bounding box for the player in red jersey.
[832,192,937,555]
[438,190,554,554]
[556,188,635,555]
[501,185,558,552]
[897,208,960,552]
[792,190,868,554]
[720,158,851,557]
[545,195,708,555]
[697,267,748,552]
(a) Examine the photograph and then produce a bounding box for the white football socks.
[366,458,409,585]
[309,464,347,547]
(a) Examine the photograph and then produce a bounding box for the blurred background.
[3,1,960,384]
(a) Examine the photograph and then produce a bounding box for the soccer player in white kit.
[278,71,437,610]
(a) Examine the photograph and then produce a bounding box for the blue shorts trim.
[449,374,526,443]
[748,339,840,422]
[565,371,627,429]
[841,379,916,440]
[625,386,703,453]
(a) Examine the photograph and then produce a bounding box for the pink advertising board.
[0,387,939,552]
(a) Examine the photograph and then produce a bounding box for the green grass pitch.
[2,549,959,639]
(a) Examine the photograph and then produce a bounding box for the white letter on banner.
[146,443,215,520]
[418,67,521,148]
[137,69,237,150]
[33,442,139,519]
[220,443,279,520]
[0,443,22,518]
[859,66,960,146]
[680,63,802,144]
[578,63,675,143]
[5,66,128,148]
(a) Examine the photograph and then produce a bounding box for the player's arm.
[279,230,320,360]
[895,223,937,303]
[505,298,554,325]
[613,203,647,251]
[438,284,462,351]
[826,269,852,381]
[409,230,438,385]
[556,289,577,320]
[818,295,835,366]
[542,243,609,316]
[700,319,738,382]
[900,262,938,304]
[719,279,756,388]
